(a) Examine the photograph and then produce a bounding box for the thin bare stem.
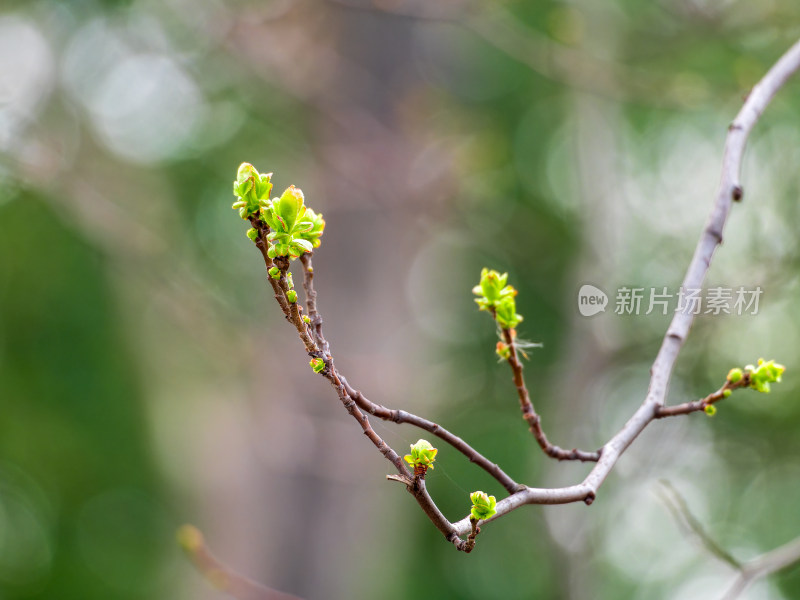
[657,481,800,600]
[178,525,303,600]
[249,217,291,318]
[272,255,317,353]
[501,328,600,462]
[325,366,409,475]
[658,481,742,570]
[299,255,521,493]
[341,375,521,494]
[248,226,407,477]
[721,536,800,600]
[655,377,748,418]
[462,518,481,553]
[393,474,459,543]
[299,254,329,356]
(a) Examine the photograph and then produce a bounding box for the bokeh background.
[2,0,800,598]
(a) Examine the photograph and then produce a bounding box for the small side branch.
[177,525,303,600]
[462,518,481,553]
[341,375,521,494]
[721,537,800,600]
[658,482,800,600]
[272,255,317,353]
[249,217,291,318]
[324,367,409,475]
[299,254,329,356]
[398,474,459,544]
[248,224,406,477]
[299,254,521,493]
[658,481,742,570]
[500,328,600,462]
[655,375,748,418]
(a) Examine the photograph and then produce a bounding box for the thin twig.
[500,327,600,462]
[462,518,480,553]
[248,224,408,477]
[299,254,329,356]
[657,480,742,570]
[340,375,521,494]
[721,536,800,600]
[658,481,800,600]
[272,255,317,353]
[654,376,747,418]
[300,255,521,494]
[249,217,291,318]
[177,524,303,600]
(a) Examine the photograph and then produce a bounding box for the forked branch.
[228,37,800,552]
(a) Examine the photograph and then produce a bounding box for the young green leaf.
[469,491,497,521]
[403,439,438,470]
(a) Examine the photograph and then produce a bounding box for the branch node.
[386,473,413,486]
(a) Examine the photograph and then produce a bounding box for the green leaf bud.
[302,315,311,324]
[278,186,305,232]
[310,357,325,373]
[268,266,280,279]
[287,290,298,303]
[745,358,786,393]
[722,389,732,398]
[496,342,511,360]
[704,405,717,416]
[267,244,278,259]
[727,368,743,384]
[232,163,273,219]
[288,238,313,258]
[257,181,325,259]
[403,439,438,471]
[495,297,523,330]
[469,491,497,521]
[298,207,325,249]
[176,524,204,554]
[246,228,259,242]
[473,268,523,329]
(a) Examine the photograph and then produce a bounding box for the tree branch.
[248,224,408,477]
[721,536,800,600]
[299,255,522,494]
[239,37,800,550]
[500,327,601,461]
[575,35,800,502]
[657,481,800,600]
[451,37,800,534]
[178,525,303,600]
[657,480,742,570]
